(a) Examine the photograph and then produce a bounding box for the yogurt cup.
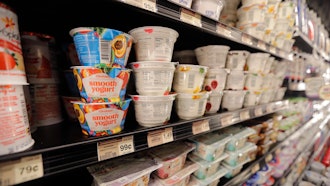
[72,66,131,102]
[195,45,230,69]
[245,53,270,73]
[241,0,268,7]
[0,85,35,155]
[173,64,208,93]
[129,61,176,96]
[130,94,176,127]
[244,73,264,90]
[192,0,224,21]
[69,27,134,68]
[72,99,131,136]
[203,68,228,93]
[221,90,247,111]
[243,90,262,107]
[263,56,275,74]
[273,87,286,101]
[205,92,223,114]
[225,50,250,70]
[128,26,179,61]
[225,70,246,90]
[237,4,266,25]
[237,23,266,40]
[61,96,81,121]
[175,91,210,120]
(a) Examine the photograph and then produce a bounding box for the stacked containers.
[0,2,34,155]
[219,0,241,26]
[194,45,228,114]
[128,26,178,127]
[21,32,63,127]
[69,27,133,137]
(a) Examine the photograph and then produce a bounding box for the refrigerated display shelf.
[0,100,288,185]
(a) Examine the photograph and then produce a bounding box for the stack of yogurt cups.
[128,26,179,127]
[194,45,229,113]
[68,27,133,137]
[219,0,241,26]
[0,2,34,155]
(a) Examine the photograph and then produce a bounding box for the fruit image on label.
[0,51,16,70]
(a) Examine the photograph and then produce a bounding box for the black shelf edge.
[115,0,294,61]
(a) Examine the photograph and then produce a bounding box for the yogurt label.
[83,73,123,97]
[85,108,124,131]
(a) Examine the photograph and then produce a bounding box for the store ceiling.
[307,0,330,35]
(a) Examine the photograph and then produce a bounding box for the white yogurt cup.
[192,0,224,21]
[244,90,262,107]
[259,89,274,104]
[129,61,176,96]
[221,90,247,111]
[130,94,176,127]
[263,56,275,74]
[225,70,246,90]
[173,64,208,93]
[237,23,266,40]
[246,53,270,73]
[128,26,179,61]
[244,73,264,90]
[203,68,228,93]
[225,50,250,70]
[205,92,223,114]
[194,45,230,69]
[241,0,268,7]
[237,5,266,25]
[175,91,210,120]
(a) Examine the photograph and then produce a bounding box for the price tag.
[0,154,43,185]
[97,135,135,161]
[251,163,260,174]
[257,40,267,50]
[240,110,250,120]
[180,8,202,28]
[221,114,233,127]
[148,127,174,147]
[254,107,263,116]
[192,119,210,135]
[319,85,330,100]
[141,0,157,12]
[216,24,232,38]
[265,154,273,162]
[266,104,274,113]
[241,34,252,45]
[269,46,276,54]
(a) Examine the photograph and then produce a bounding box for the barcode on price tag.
[0,154,44,185]
[180,8,202,27]
[192,119,210,135]
[221,114,233,126]
[216,24,232,38]
[97,135,135,161]
[240,110,250,120]
[242,34,252,45]
[254,107,263,116]
[266,104,274,113]
[257,40,267,50]
[251,163,260,174]
[148,127,173,147]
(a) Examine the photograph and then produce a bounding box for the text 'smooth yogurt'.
[72,66,131,102]
[0,3,28,85]
[128,26,179,62]
[72,99,131,136]
[0,85,34,155]
[21,32,60,84]
[69,27,133,68]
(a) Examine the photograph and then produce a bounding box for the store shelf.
[0,100,288,184]
[114,0,293,61]
[219,107,330,186]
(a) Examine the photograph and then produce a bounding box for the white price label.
[142,0,157,12]
[254,107,263,116]
[192,120,210,135]
[148,127,173,147]
[257,41,267,50]
[251,163,260,174]
[266,104,274,113]
[242,34,252,45]
[97,136,135,161]
[216,24,232,38]
[0,154,43,185]
[240,110,250,120]
[221,114,233,126]
[180,8,202,27]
